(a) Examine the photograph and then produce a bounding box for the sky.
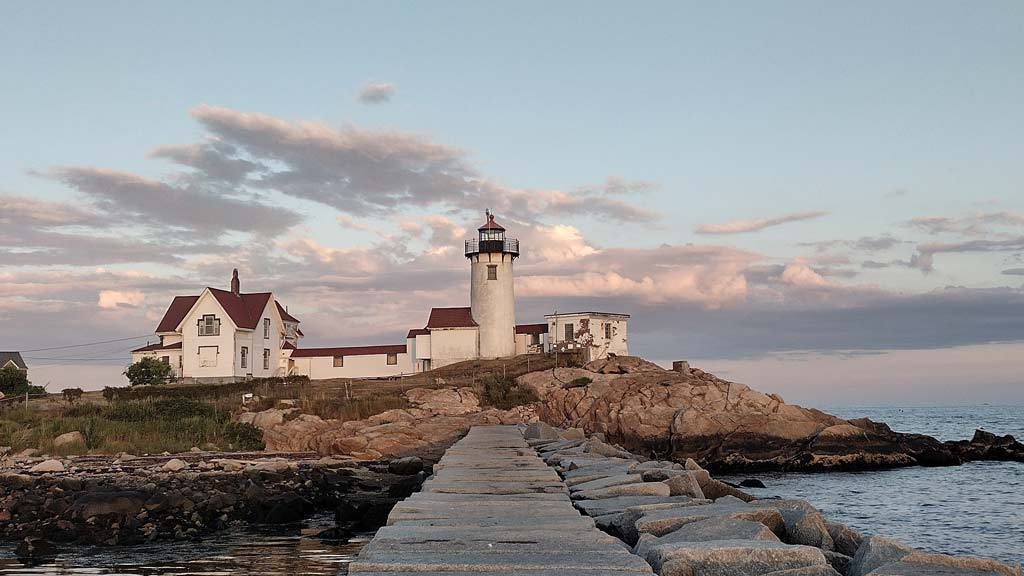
[1,1,1022,407]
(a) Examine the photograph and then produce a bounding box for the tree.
[0,366,45,397]
[123,357,173,386]
[62,388,84,404]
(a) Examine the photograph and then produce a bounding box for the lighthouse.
[465,210,519,358]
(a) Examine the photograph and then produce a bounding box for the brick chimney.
[231,268,240,296]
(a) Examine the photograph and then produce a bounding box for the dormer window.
[264,318,270,339]
[198,314,220,336]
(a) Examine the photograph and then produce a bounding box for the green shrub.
[224,421,265,450]
[124,357,173,386]
[569,376,592,387]
[474,374,539,410]
[0,366,45,397]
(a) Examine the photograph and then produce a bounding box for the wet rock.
[388,456,423,475]
[825,551,853,575]
[739,478,767,488]
[30,459,65,473]
[849,536,914,576]
[70,491,146,519]
[261,493,312,524]
[15,537,56,563]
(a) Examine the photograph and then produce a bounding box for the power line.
[15,335,152,353]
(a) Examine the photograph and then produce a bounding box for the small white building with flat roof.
[544,311,630,361]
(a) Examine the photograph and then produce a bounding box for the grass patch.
[0,398,264,455]
[473,374,539,410]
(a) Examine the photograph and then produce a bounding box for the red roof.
[515,323,548,335]
[290,344,406,358]
[407,328,430,338]
[207,288,272,330]
[276,301,300,323]
[155,296,199,333]
[478,213,505,231]
[282,341,296,350]
[426,307,478,329]
[132,341,183,353]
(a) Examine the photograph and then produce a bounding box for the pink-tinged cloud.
[97,290,145,309]
[696,211,829,235]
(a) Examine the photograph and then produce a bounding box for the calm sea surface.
[722,404,1024,564]
[2,405,1021,573]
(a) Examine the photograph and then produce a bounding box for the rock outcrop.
[520,358,1024,472]
[254,387,535,461]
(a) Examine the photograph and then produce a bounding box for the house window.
[198,346,218,367]
[240,346,248,369]
[198,314,220,336]
[387,353,397,365]
[564,322,574,342]
[531,333,540,346]
[263,349,270,370]
[333,356,344,367]
[264,318,270,339]
[604,323,612,340]
[160,356,170,364]
[487,265,497,280]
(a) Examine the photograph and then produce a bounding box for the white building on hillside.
[133,213,629,382]
[132,269,302,382]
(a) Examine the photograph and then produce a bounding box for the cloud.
[98,290,145,309]
[43,166,302,235]
[357,82,396,104]
[149,141,263,184]
[696,211,828,235]
[907,212,1024,236]
[910,236,1024,272]
[799,234,905,254]
[186,105,656,223]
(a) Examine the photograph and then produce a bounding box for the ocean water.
[722,404,1024,564]
[0,516,371,575]
[2,405,1021,572]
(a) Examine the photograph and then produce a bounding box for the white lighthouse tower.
[466,210,518,358]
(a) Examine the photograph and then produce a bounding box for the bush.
[0,366,45,397]
[224,421,265,451]
[474,374,539,410]
[62,388,84,404]
[124,357,173,386]
[568,376,593,387]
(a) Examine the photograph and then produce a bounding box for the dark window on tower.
[564,322,574,342]
[487,265,497,280]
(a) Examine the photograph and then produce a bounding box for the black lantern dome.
[465,210,519,258]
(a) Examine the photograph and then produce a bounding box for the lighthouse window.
[487,265,497,280]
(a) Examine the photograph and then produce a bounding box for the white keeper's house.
[133,212,629,382]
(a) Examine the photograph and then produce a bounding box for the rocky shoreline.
[248,356,1024,474]
[0,450,426,563]
[525,421,1022,576]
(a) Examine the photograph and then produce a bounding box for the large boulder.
[29,459,64,473]
[634,517,779,563]
[53,431,86,449]
[650,539,828,576]
[848,536,914,576]
[70,491,146,519]
[865,552,1022,576]
[524,421,558,441]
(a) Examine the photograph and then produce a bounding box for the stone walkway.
[348,425,655,575]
